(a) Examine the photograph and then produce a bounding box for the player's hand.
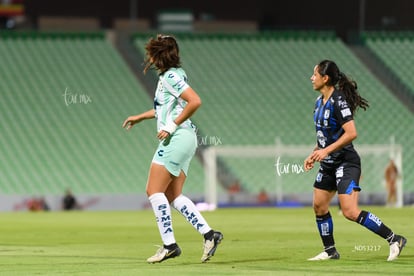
[304,156,315,171]
[122,115,140,130]
[157,121,177,139]
[310,149,329,162]
[157,130,170,140]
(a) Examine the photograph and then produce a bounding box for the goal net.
[202,138,403,209]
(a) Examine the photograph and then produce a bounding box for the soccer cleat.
[308,250,340,261]
[201,231,223,262]
[387,235,407,261]
[147,245,182,263]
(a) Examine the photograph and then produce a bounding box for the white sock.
[172,194,212,235]
[148,193,176,246]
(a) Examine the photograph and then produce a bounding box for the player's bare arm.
[122,109,155,130]
[174,87,202,125]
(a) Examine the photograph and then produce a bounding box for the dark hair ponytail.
[337,71,369,112]
[317,60,369,113]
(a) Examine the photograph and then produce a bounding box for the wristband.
[161,121,178,134]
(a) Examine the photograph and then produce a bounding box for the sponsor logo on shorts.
[316,172,323,182]
[169,161,179,166]
[336,166,344,178]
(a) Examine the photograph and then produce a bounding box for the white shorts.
[152,128,197,176]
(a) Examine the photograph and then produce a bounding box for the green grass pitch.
[0,207,412,275]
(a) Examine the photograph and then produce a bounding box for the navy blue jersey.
[313,89,360,168]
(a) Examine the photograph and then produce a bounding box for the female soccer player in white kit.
[123,34,223,263]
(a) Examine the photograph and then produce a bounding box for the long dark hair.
[143,34,181,75]
[317,59,369,113]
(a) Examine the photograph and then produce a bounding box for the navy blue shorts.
[313,162,361,194]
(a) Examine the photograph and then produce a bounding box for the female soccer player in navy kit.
[304,60,406,261]
[123,34,222,263]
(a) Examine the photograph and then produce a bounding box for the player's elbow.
[350,130,357,141]
[193,97,202,109]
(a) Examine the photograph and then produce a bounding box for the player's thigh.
[146,163,173,196]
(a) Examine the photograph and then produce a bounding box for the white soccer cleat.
[308,251,340,261]
[147,245,181,263]
[387,235,407,261]
[201,231,223,262]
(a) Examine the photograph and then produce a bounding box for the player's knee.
[312,202,328,215]
[341,209,359,221]
[146,186,155,197]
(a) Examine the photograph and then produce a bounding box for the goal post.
[202,138,403,208]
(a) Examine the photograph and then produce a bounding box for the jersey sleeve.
[162,70,190,98]
[334,94,353,125]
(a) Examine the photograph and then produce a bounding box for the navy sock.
[316,212,336,253]
[203,230,214,240]
[356,210,393,240]
[164,243,178,250]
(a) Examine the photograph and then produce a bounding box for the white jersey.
[154,67,195,132]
